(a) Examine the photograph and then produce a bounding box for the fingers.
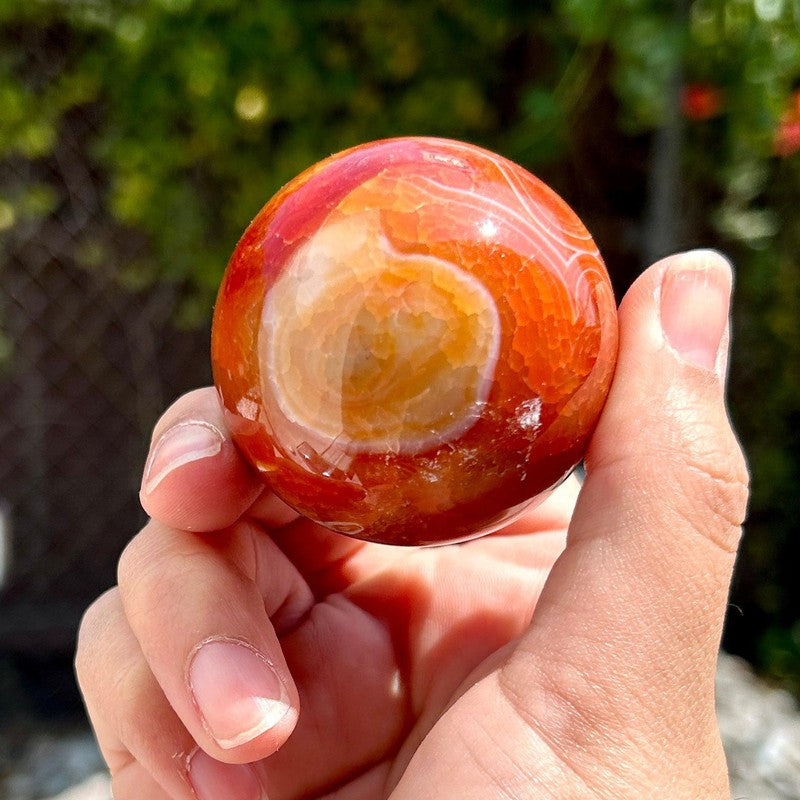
[140,387,273,532]
[117,518,309,763]
[76,588,269,800]
[504,251,749,746]
[82,521,407,799]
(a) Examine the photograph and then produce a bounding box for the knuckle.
[116,532,142,592]
[116,529,170,627]
[117,521,174,604]
[673,428,750,554]
[119,541,215,636]
[75,587,122,684]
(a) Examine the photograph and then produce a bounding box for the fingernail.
[187,747,266,800]
[143,422,223,495]
[188,638,291,749]
[660,252,732,374]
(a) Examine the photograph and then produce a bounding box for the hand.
[76,250,749,800]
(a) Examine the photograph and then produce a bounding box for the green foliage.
[1,0,799,687]
[0,0,553,319]
[0,0,686,295]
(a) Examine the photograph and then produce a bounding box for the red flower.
[775,90,800,157]
[682,83,724,121]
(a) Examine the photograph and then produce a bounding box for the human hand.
[76,250,748,799]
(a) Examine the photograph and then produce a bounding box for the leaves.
[0,0,799,689]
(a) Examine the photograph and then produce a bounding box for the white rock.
[44,773,111,800]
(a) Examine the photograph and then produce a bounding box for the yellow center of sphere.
[260,209,501,454]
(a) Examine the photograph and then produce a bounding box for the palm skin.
[252,491,573,799]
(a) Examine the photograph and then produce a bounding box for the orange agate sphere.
[211,137,618,545]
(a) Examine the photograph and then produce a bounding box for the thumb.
[503,251,749,780]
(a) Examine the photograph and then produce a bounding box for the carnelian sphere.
[211,137,618,545]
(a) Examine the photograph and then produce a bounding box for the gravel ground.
[1,652,798,800]
[0,727,108,800]
[718,654,800,799]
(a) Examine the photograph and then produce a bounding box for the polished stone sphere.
[211,137,618,545]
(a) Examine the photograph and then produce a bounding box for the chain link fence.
[0,94,212,719]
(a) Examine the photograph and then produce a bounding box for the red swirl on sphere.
[212,137,618,545]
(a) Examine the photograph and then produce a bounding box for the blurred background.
[1,0,799,796]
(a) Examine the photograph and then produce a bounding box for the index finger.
[140,387,289,532]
